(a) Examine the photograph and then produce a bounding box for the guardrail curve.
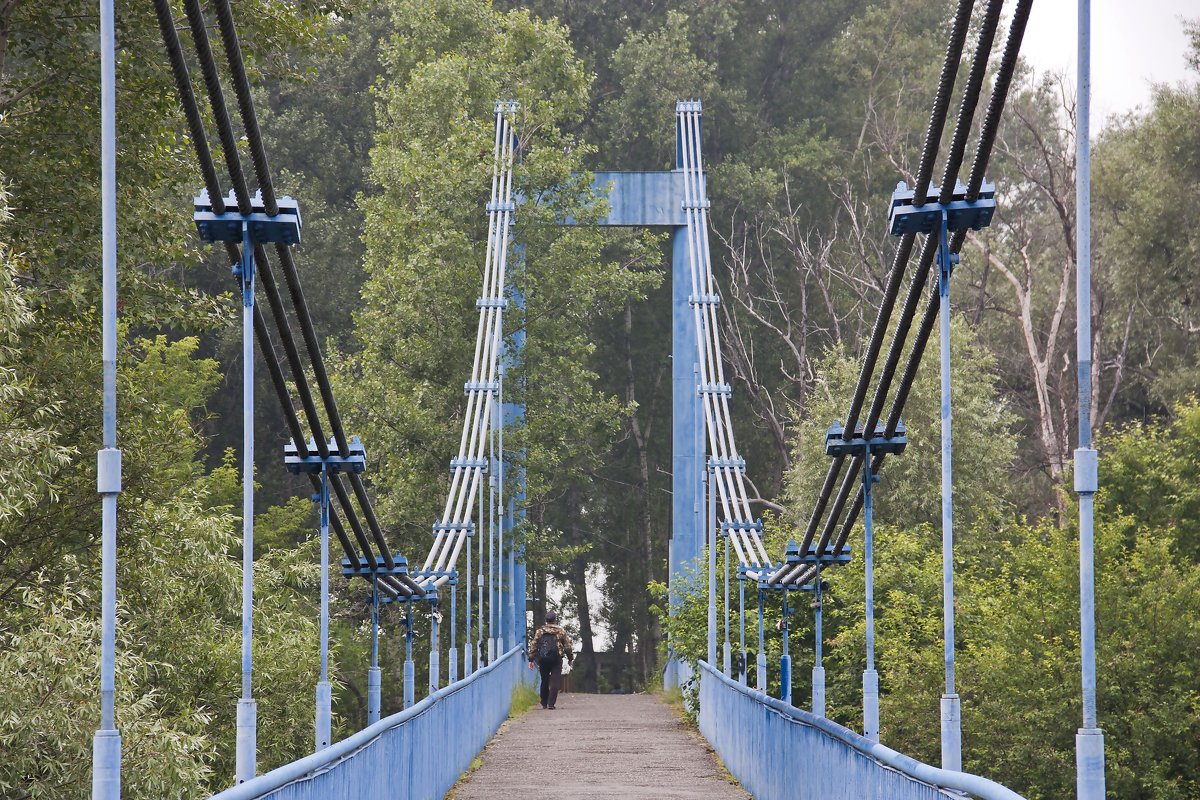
[210,647,524,800]
[698,661,1026,800]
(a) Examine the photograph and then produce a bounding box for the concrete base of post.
[812,666,826,718]
[429,649,440,693]
[464,643,473,676]
[756,652,767,692]
[403,659,415,709]
[488,637,496,665]
[779,654,792,704]
[448,647,459,685]
[1076,728,1106,800]
[941,693,962,771]
[722,643,731,677]
[863,669,880,742]
[91,728,121,800]
[739,652,747,686]
[235,698,256,783]
[366,667,381,726]
[315,681,332,750]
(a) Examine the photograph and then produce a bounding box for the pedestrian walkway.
[451,692,749,799]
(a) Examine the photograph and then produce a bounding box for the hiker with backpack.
[527,611,574,709]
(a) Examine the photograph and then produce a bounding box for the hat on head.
[546,611,557,624]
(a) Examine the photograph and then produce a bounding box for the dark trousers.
[538,658,562,707]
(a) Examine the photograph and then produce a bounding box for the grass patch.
[509,681,540,718]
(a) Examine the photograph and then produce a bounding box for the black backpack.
[535,631,559,666]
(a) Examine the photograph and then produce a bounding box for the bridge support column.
[780,588,791,704]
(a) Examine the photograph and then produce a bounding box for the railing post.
[236,220,259,779]
[756,587,766,691]
[812,567,825,718]
[430,600,441,694]
[862,444,880,743]
[92,0,122,793]
[707,468,717,666]
[315,466,332,751]
[780,588,791,705]
[1075,2,1106,796]
[367,577,381,726]
[404,600,415,709]
[722,530,731,677]
[937,210,962,770]
[448,578,459,684]
[738,574,746,685]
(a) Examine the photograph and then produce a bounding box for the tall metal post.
[367,577,381,726]
[448,579,459,684]
[235,224,258,778]
[780,589,791,705]
[722,530,731,676]
[738,575,746,685]
[1075,2,1106,795]
[466,519,474,675]
[429,602,440,693]
[92,0,122,794]
[756,588,766,691]
[499,368,509,653]
[812,569,825,718]
[862,446,880,743]
[488,397,496,665]
[707,469,717,665]
[403,600,415,709]
[315,468,331,750]
[937,212,962,770]
[477,476,484,670]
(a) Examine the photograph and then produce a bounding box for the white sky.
[1020,1,1196,127]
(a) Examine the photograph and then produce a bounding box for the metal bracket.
[284,436,367,475]
[824,420,908,457]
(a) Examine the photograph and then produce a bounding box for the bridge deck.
[451,692,748,799]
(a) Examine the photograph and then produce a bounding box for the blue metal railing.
[698,661,1026,800]
[210,647,524,800]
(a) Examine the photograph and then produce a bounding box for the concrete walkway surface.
[450,692,749,799]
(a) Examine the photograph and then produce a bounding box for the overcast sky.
[1020,1,1196,126]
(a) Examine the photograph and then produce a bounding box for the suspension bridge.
[86,0,1109,798]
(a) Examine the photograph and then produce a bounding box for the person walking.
[528,611,573,709]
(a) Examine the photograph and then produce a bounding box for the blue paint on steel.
[208,648,524,800]
[722,530,731,677]
[667,224,702,689]
[367,578,380,726]
[92,0,122,796]
[1075,3,1106,796]
[707,469,717,666]
[812,568,826,717]
[698,662,1027,800]
[738,575,746,685]
[588,171,687,227]
[284,436,365,475]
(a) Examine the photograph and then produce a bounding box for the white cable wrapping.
[418,109,516,591]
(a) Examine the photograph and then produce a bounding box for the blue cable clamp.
[824,420,908,457]
[887,179,996,237]
[284,435,367,474]
[193,188,301,244]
